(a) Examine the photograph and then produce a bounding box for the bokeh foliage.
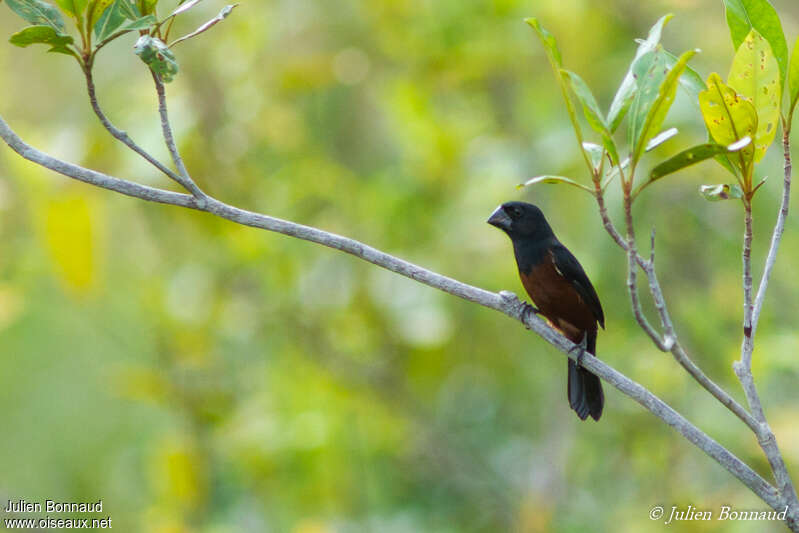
[1,1,799,531]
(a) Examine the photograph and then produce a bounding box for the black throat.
[511,236,556,275]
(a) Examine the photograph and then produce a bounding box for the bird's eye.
[509,206,522,218]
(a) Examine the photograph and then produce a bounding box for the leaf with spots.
[86,0,113,31]
[727,29,780,162]
[723,0,787,90]
[699,72,757,178]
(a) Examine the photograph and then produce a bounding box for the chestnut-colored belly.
[519,253,596,343]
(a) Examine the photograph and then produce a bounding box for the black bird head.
[487,201,554,241]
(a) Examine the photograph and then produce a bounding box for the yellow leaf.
[728,29,781,162]
[699,73,757,177]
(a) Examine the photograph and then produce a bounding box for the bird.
[487,201,605,421]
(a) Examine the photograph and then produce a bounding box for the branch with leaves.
[1,0,798,530]
[521,1,798,528]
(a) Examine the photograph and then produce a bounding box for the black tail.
[567,332,604,421]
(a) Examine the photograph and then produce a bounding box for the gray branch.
[2,113,797,529]
[151,71,207,201]
[752,129,793,340]
[597,188,759,433]
[82,65,188,189]
[735,128,799,508]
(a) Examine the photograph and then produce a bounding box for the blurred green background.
[1,1,799,531]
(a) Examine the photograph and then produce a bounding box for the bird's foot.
[568,332,589,368]
[521,302,541,326]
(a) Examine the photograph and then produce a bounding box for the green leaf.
[727,30,780,162]
[600,134,620,167]
[5,0,66,32]
[650,141,748,182]
[700,183,744,201]
[54,0,88,17]
[134,34,178,82]
[582,142,604,172]
[707,130,739,178]
[607,14,673,133]
[630,48,696,168]
[664,49,707,102]
[723,0,788,89]
[562,69,620,165]
[9,24,74,54]
[562,69,607,132]
[525,18,589,169]
[628,50,667,157]
[116,0,138,18]
[790,36,799,116]
[121,13,153,30]
[518,175,594,194]
[92,0,147,41]
[699,72,757,177]
[524,17,561,67]
[93,0,127,40]
[634,140,749,198]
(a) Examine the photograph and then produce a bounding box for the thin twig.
[750,128,793,342]
[595,180,644,266]
[151,72,207,201]
[3,114,797,528]
[82,64,187,187]
[641,230,675,344]
[622,194,670,349]
[94,30,132,55]
[598,188,760,433]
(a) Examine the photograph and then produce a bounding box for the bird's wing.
[550,242,605,328]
